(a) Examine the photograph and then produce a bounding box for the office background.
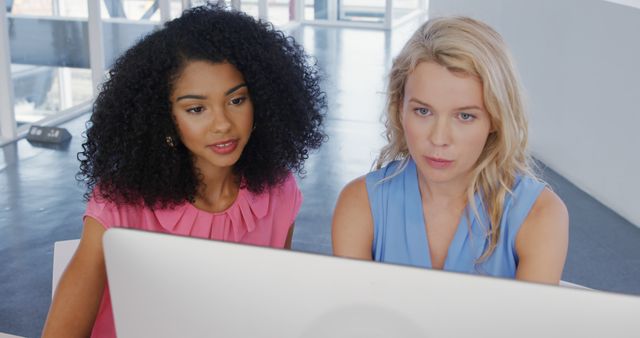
[1,1,639,337]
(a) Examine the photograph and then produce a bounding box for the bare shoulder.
[339,175,369,204]
[331,176,374,260]
[524,187,569,231]
[335,176,372,225]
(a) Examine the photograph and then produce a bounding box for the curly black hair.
[78,3,326,208]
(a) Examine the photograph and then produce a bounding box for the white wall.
[428,0,640,226]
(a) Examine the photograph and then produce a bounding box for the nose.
[429,116,451,147]
[209,108,232,134]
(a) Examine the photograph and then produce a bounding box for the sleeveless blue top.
[366,158,545,278]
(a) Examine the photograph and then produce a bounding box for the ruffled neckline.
[152,187,271,241]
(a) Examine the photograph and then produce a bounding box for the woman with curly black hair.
[43,4,325,337]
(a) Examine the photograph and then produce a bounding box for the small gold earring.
[165,136,176,148]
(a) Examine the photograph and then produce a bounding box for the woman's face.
[171,60,254,174]
[401,61,492,187]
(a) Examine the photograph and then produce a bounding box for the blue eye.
[459,112,475,121]
[414,107,431,116]
[186,106,204,114]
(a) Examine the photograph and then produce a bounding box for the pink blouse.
[85,173,302,338]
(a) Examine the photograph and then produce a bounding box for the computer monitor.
[103,228,640,338]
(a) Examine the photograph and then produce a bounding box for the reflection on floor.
[2,22,640,338]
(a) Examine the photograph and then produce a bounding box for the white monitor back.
[103,228,640,338]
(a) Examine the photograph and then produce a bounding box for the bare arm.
[515,187,569,284]
[284,223,295,249]
[42,217,107,337]
[331,177,374,260]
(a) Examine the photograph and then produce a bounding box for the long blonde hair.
[378,16,537,261]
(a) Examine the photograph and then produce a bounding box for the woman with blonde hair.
[332,16,568,283]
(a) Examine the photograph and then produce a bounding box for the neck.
[418,173,471,208]
[194,163,240,212]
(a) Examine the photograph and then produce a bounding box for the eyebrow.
[225,83,247,95]
[175,83,247,102]
[408,98,483,111]
[176,94,206,102]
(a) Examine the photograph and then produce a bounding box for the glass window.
[8,1,93,126]
[240,0,259,18]
[267,0,293,26]
[339,0,385,24]
[304,0,327,21]
[393,0,420,20]
[5,0,175,128]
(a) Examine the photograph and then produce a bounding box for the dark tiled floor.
[2,22,640,337]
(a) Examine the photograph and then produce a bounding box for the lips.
[424,156,453,169]
[208,139,239,155]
